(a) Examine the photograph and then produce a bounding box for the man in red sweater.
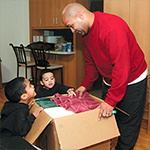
[62,3,147,150]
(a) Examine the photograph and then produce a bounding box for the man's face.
[64,16,88,36]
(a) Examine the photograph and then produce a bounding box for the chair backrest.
[9,43,27,66]
[28,42,50,68]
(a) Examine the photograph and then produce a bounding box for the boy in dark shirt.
[35,69,76,98]
[0,77,43,149]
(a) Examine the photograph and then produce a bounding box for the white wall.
[0,0,30,83]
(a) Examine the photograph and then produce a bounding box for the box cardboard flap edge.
[25,102,52,144]
[25,95,120,149]
[54,108,120,150]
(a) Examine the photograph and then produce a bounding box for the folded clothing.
[35,97,59,109]
[50,92,100,113]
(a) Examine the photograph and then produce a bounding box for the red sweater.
[81,12,147,107]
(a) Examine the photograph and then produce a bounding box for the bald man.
[62,3,147,150]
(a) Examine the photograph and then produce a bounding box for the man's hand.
[98,101,114,120]
[75,86,87,98]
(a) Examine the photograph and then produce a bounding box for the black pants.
[102,77,147,150]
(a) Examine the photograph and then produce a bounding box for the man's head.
[5,77,36,103]
[62,3,94,36]
[39,69,55,89]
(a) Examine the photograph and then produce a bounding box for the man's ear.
[76,12,84,20]
[40,81,44,85]
[20,93,27,101]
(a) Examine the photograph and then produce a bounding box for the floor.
[89,76,102,99]
[89,86,102,99]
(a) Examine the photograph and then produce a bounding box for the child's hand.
[28,99,35,109]
[67,88,76,97]
[32,107,43,118]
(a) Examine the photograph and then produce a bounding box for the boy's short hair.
[4,77,26,103]
[39,69,54,81]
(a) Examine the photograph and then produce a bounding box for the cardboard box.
[25,94,120,150]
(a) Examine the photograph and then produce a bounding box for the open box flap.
[25,102,52,144]
[54,108,120,150]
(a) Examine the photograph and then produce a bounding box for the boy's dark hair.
[39,69,54,81]
[4,77,26,103]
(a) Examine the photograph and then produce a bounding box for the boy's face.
[24,79,36,99]
[40,72,55,89]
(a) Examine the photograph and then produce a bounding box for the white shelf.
[49,51,75,55]
[25,48,75,55]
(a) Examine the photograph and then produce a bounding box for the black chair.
[9,43,36,84]
[27,42,63,90]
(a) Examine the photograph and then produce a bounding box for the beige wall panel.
[130,0,150,117]
[130,0,150,72]
[104,0,130,25]
[104,0,150,124]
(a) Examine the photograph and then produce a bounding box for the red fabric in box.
[50,92,100,113]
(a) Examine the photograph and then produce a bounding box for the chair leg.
[35,68,37,91]
[61,68,63,84]
[25,67,27,79]
[17,65,19,77]
[31,67,34,85]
